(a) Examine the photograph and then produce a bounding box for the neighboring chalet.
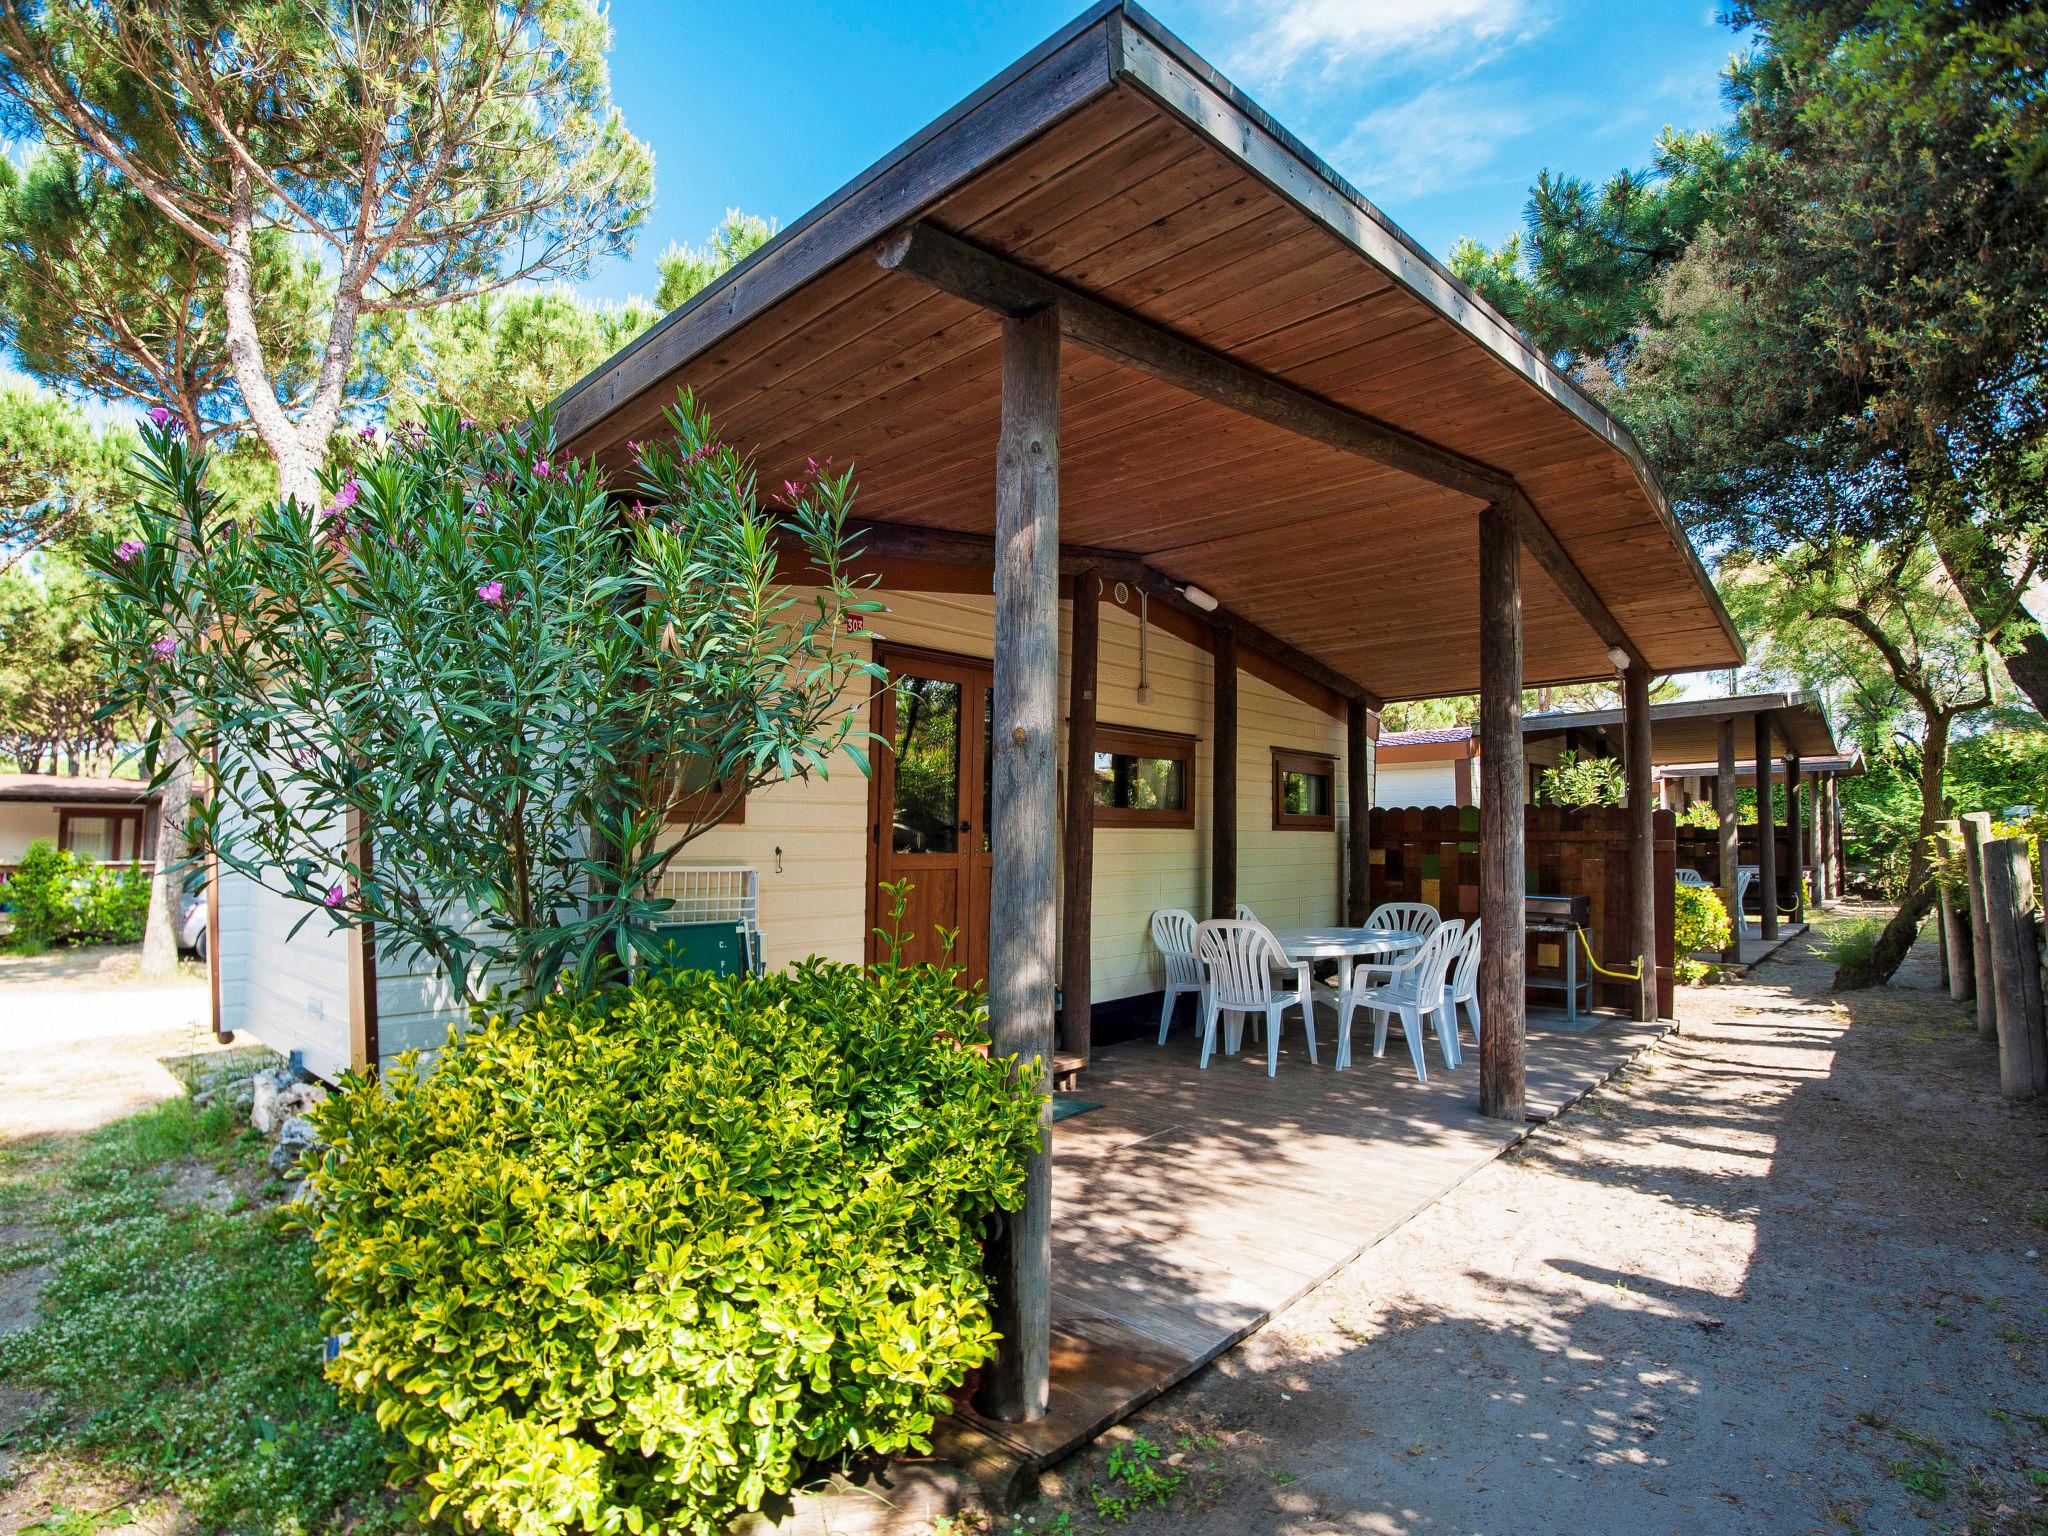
[210,1,1743,1449]
[0,773,158,878]
[1374,725,1479,808]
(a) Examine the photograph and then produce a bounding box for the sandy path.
[0,946,226,1143]
[1032,914,2048,1535]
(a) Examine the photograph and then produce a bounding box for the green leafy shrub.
[1533,749,1627,807]
[307,960,1042,1536]
[0,838,150,950]
[1817,916,1885,972]
[1674,800,1720,830]
[1675,878,1732,960]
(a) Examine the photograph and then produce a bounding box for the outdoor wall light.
[1606,644,1632,671]
[1181,583,1220,612]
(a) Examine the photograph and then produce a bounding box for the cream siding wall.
[0,802,59,863]
[670,585,1350,1004]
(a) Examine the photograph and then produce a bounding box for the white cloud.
[1230,0,1549,83]
[1334,83,1537,199]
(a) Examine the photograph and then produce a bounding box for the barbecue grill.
[1525,892,1593,1020]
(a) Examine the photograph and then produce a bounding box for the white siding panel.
[1375,761,1460,809]
[214,841,352,1080]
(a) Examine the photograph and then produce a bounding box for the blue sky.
[582,0,1745,309]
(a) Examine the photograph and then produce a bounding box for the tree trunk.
[1834,719,1950,989]
[137,739,191,978]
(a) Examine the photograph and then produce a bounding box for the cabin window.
[1272,748,1336,831]
[1092,725,1196,828]
[662,755,747,826]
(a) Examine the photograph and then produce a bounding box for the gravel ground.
[1028,910,2048,1536]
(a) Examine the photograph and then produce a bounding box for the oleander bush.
[0,838,150,951]
[306,959,1042,1536]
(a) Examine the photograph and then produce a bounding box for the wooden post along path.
[1937,819,1973,1004]
[1980,836,2048,1100]
[1961,813,1997,1041]
[1754,715,1778,943]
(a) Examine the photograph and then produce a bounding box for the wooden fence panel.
[1370,804,1675,1017]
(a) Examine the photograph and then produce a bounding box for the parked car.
[179,872,208,958]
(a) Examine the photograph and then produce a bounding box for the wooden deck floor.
[947,1006,1670,1476]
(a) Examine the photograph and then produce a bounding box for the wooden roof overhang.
[554,1,1742,705]
[1655,752,1865,785]
[1524,693,1840,766]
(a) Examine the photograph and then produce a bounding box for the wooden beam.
[346,808,380,1074]
[979,306,1060,1425]
[1623,662,1656,1023]
[876,222,1513,505]
[841,518,1382,709]
[1754,714,1778,943]
[1212,627,1239,919]
[1716,717,1742,966]
[1346,700,1373,925]
[1477,498,1526,1122]
[1061,569,1100,1068]
[1509,489,1644,671]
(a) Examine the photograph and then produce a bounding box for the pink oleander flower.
[324,882,346,909]
[627,500,649,521]
[149,635,178,659]
[326,478,359,516]
[458,416,477,430]
[627,439,641,455]
[477,579,506,607]
[114,538,143,563]
[533,459,552,479]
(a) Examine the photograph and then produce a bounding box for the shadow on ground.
[1021,908,2048,1536]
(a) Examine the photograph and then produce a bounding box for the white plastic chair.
[1364,901,1441,938]
[1151,908,1207,1045]
[1442,919,1482,1050]
[1235,902,1259,923]
[1195,919,1315,1077]
[1355,901,1444,990]
[1676,867,1710,887]
[1339,919,1464,1080]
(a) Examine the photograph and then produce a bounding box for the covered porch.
[557,0,1742,1445]
[941,1005,1671,1484]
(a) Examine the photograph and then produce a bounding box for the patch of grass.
[1088,1436,1185,1524]
[1886,1457,1952,1501]
[0,1095,400,1536]
[1816,917,1886,972]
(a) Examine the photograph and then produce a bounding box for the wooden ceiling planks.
[558,8,1739,701]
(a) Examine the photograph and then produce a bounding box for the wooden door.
[869,650,995,986]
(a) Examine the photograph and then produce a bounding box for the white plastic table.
[1272,926,1425,1067]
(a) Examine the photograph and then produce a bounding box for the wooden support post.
[1755,715,1778,943]
[1828,776,1844,895]
[1787,752,1805,924]
[1961,812,1997,1040]
[1060,569,1099,1068]
[1212,627,1239,919]
[1715,719,1742,966]
[1818,774,1835,909]
[1623,662,1656,1022]
[1477,498,1526,1122]
[979,306,1059,1425]
[1938,819,1973,1003]
[1980,837,2048,1098]
[1346,700,1373,924]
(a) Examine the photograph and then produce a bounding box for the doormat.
[1051,1097,1101,1123]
